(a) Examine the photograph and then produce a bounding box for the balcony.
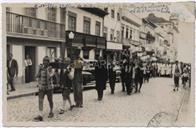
[6,12,65,42]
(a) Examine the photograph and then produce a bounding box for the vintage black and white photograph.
[2,1,195,127]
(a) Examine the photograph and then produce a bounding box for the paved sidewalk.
[7,82,38,100]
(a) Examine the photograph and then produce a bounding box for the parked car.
[53,70,94,93]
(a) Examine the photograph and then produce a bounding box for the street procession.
[4,2,194,127]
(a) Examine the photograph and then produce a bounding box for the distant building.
[121,9,142,58]
[103,7,122,62]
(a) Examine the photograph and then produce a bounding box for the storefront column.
[37,46,46,66]
[12,45,23,84]
[57,47,60,58]
[89,49,95,60]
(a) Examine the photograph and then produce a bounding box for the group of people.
[173,61,191,91]
[34,55,84,121]
[7,51,191,122]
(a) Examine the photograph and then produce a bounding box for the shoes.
[48,112,54,118]
[34,115,43,121]
[173,88,175,91]
[98,98,102,101]
[69,105,74,111]
[138,90,141,93]
[59,109,65,114]
[10,89,16,92]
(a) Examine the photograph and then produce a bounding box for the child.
[59,64,74,114]
[34,56,54,121]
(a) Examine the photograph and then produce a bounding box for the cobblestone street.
[7,77,192,126]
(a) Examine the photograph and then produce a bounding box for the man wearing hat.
[34,56,54,121]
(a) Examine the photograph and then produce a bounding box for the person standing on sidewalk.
[59,62,74,114]
[95,57,108,101]
[173,61,181,92]
[73,55,84,107]
[34,56,54,121]
[24,54,32,83]
[7,53,18,92]
[108,62,116,94]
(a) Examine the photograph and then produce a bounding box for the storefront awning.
[107,41,122,50]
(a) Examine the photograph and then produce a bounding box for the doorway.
[25,46,36,83]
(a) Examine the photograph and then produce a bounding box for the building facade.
[6,6,65,84]
[121,9,142,58]
[103,7,122,62]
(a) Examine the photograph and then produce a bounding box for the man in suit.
[7,53,18,91]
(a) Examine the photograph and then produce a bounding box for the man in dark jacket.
[95,57,108,101]
[124,59,134,95]
[134,61,144,93]
[120,59,126,92]
[7,53,18,91]
[108,62,116,94]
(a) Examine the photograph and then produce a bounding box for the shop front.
[66,31,106,60]
[106,41,123,63]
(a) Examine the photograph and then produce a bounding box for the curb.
[7,83,96,100]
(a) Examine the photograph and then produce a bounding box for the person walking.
[124,59,134,95]
[120,59,126,92]
[34,56,54,121]
[95,57,108,101]
[108,62,116,94]
[182,65,189,89]
[73,55,84,107]
[173,61,181,91]
[134,61,144,93]
[59,63,74,114]
[7,53,18,92]
[146,64,150,83]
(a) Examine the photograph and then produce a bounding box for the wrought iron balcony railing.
[6,12,65,41]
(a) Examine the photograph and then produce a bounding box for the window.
[95,21,101,36]
[68,11,77,31]
[83,49,89,59]
[117,12,120,21]
[25,8,37,17]
[47,47,57,61]
[126,28,129,39]
[83,17,91,34]
[47,8,56,22]
[110,29,114,41]
[121,26,124,39]
[130,29,132,39]
[111,9,115,18]
[103,27,108,40]
[116,31,120,42]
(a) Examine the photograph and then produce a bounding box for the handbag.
[68,68,74,80]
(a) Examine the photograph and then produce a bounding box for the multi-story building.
[6,6,107,84]
[103,7,122,62]
[121,9,142,58]
[64,8,107,60]
[6,6,65,84]
[146,13,179,62]
[140,18,156,57]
